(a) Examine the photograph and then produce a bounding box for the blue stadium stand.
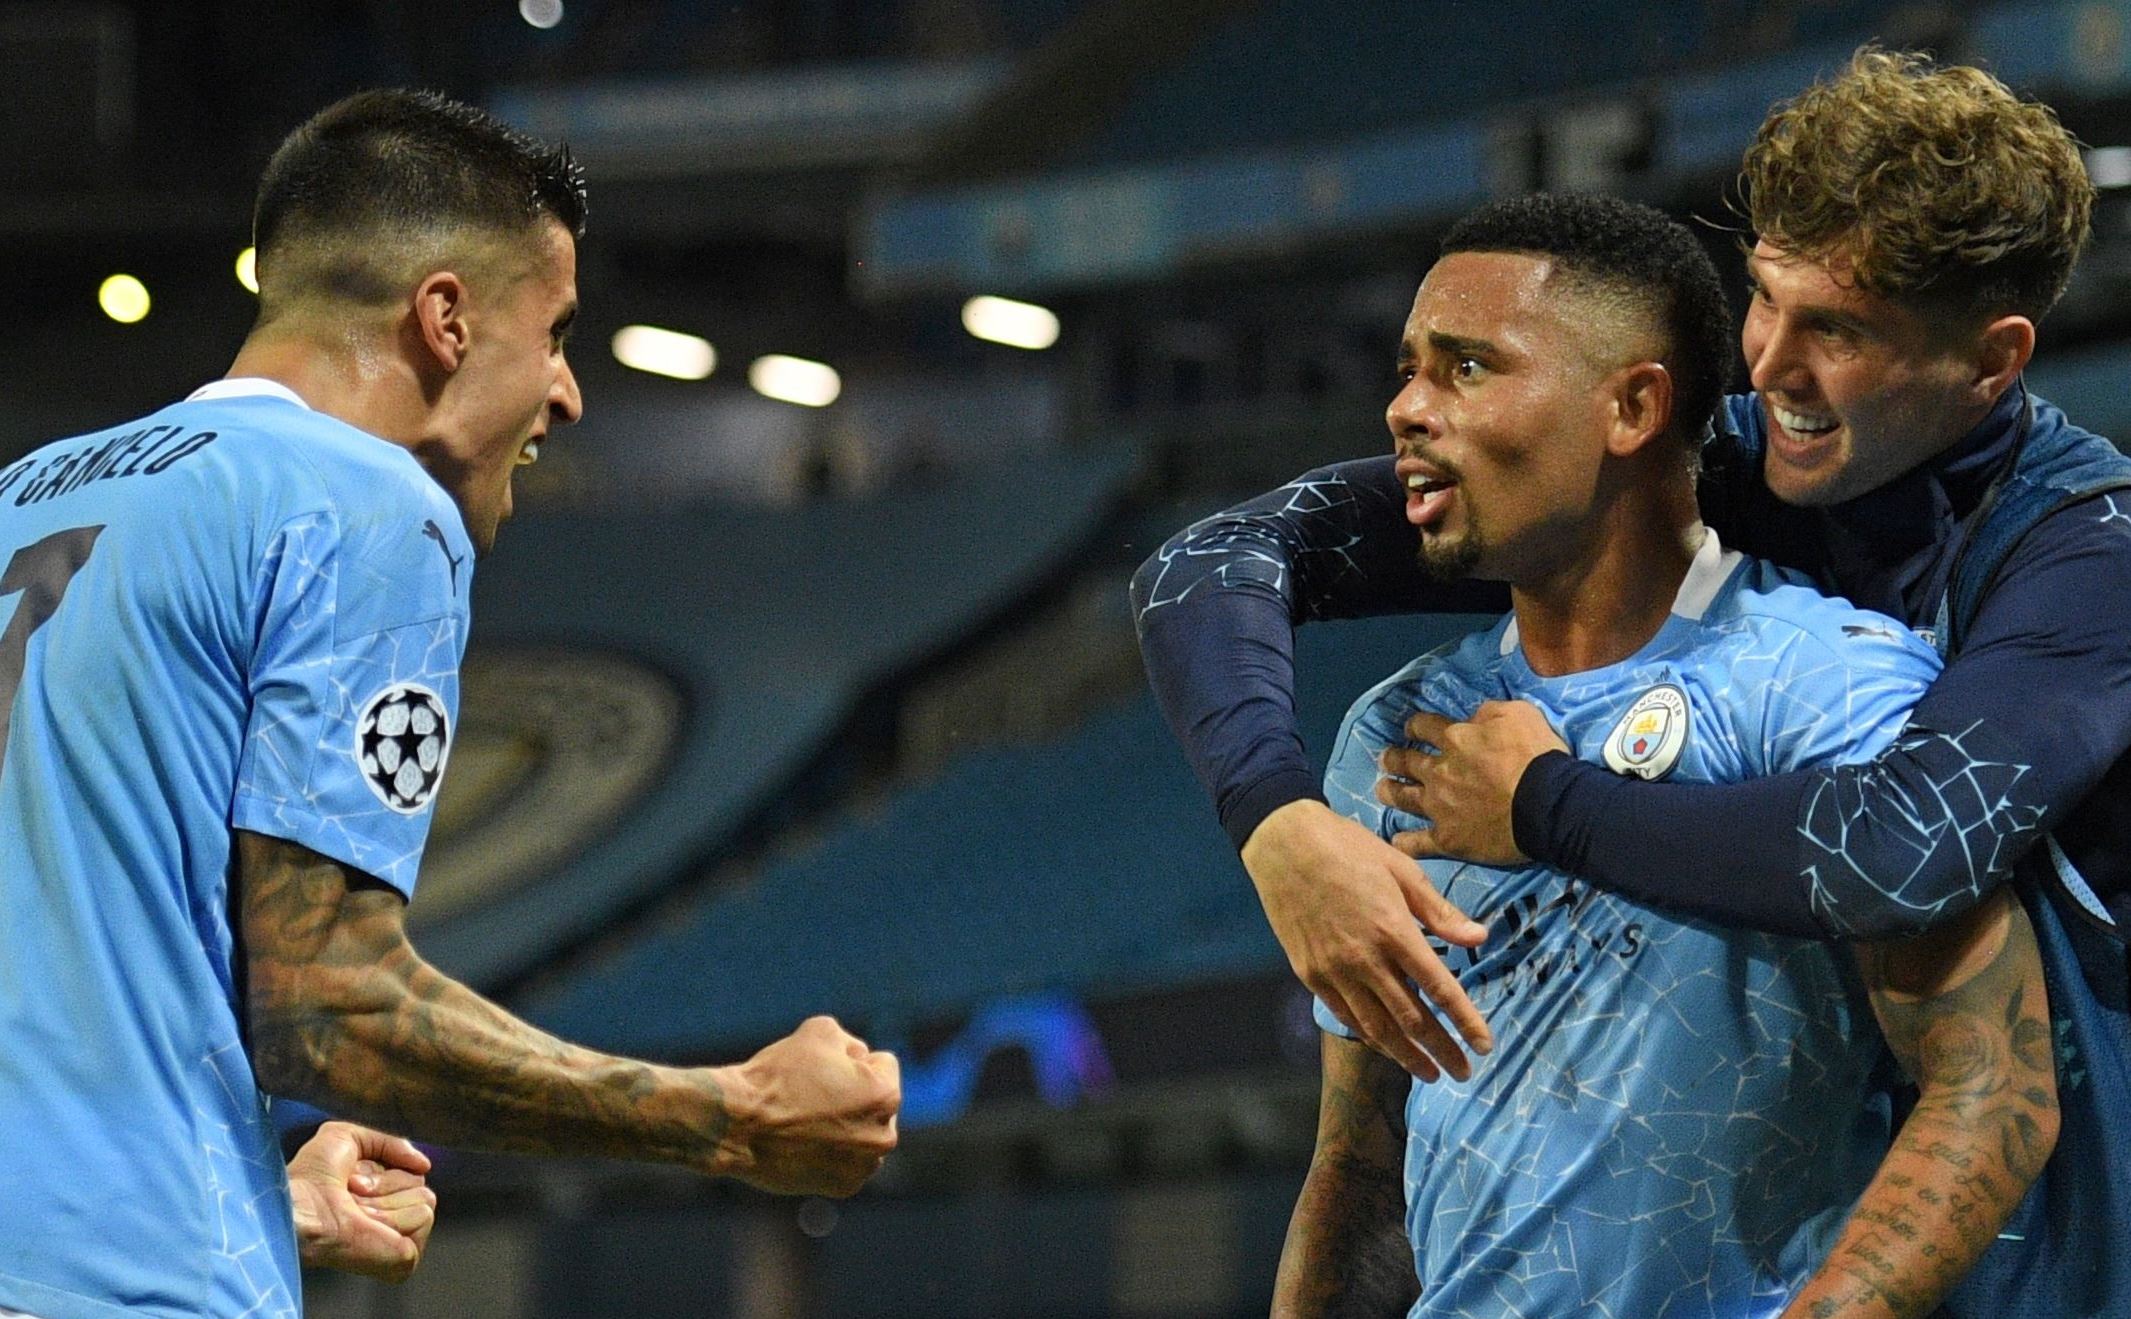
[416,448,1138,988]
[522,611,1493,1061]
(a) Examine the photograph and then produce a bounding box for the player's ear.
[1967,314,2034,408]
[1605,361,1673,459]
[410,271,472,373]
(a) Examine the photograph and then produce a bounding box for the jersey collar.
[1671,524,1743,621]
[186,377,312,410]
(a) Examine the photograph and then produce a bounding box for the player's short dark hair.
[1441,193,1732,460]
[252,89,585,310]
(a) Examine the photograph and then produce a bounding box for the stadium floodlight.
[611,324,716,381]
[518,0,564,29]
[749,354,842,407]
[99,274,150,324]
[2087,146,2131,190]
[962,294,1060,350]
[235,247,258,295]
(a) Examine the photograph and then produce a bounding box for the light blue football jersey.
[1317,528,1941,1319]
[0,380,472,1319]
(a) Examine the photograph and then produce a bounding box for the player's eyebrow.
[1397,329,1502,368]
[1426,330,1499,361]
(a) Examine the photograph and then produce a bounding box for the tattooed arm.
[1274,1032,1418,1318]
[237,830,900,1196]
[1781,888,2058,1319]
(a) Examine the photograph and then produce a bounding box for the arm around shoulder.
[1128,456,1441,626]
[1798,498,2131,936]
[1504,605,2011,942]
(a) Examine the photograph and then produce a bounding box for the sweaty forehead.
[1408,250,1566,344]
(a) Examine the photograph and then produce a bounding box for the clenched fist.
[714,1015,901,1197]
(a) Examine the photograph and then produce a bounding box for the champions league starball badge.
[354,682,451,814]
[1602,684,1688,781]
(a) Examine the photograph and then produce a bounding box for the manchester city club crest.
[354,682,452,814]
[1602,683,1689,780]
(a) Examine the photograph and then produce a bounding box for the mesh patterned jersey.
[0,380,471,1319]
[1316,527,1940,1319]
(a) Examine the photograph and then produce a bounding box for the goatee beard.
[1419,531,1481,584]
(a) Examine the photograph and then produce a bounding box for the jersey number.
[0,525,104,779]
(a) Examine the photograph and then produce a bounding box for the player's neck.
[1507,480,1701,679]
[223,325,428,452]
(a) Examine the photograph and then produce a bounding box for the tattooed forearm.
[1274,1034,1418,1319]
[237,831,738,1174]
[1781,889,2058,1319]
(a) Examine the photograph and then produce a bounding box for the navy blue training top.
[1132,386,2131,941]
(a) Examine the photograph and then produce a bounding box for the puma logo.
[421,519,463,591]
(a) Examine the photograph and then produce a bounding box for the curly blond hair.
[1740,47,2093,320]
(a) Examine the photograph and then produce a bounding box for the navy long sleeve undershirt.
[1128,459,1504,848]
[1132,395,2131,939]
[1517,491,2131,937]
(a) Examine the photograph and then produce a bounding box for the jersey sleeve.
[1517,497,2131,938]
[1130,457,1506,849]
[230,506,466,899]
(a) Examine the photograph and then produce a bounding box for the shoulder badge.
[354,682,452,814]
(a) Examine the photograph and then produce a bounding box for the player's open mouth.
[518,436,542,465]
[1767,402,1841,466]
[1404,471,1458,529]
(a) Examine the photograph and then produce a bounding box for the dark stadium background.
[5,2,2131,1314]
